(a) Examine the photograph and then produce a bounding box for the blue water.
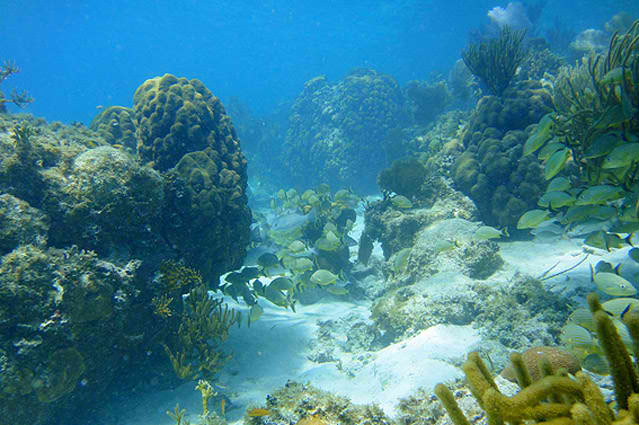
[3,0,636,124]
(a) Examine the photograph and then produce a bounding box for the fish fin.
[614,263,623,275]
[621,303,632,319]
[625,233,635,247]
[503,227,509,238]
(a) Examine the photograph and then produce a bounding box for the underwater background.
[3,0,637,123]
[3,1,639,425]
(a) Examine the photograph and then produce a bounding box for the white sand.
[109,231,631,425]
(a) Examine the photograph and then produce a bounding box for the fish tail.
[625,233,635,247]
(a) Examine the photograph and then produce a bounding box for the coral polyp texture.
[89,105,138,152]
[134,73,242,172]
[283,69,406,191]
[454,80,552,227]
[0,70,251,423]
[133,73,251,280]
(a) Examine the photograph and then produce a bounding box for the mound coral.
[89,105,137,151]
[134,74,241,172]
[283,69,406,191]
[133,74,251,280]
[454,80,552,227]
[377,157,428,199]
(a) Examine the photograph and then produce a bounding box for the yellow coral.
[436,293,639,425]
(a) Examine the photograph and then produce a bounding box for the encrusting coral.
[435,293,639,425]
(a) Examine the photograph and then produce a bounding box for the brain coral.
[453,80,552,228]
[283,69,406,191]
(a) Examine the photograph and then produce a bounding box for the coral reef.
[43,145,165,255]
[0,74,251,423]
[404,80,452,126]
[499,346,581,382]
[435,293,639,424]
[371,271,566,350]
[377,157,428,199]
[89,105,138,152]
[0,60,33,111]
[0,193,48,254]
[282,69,407,191]
[242,381,391,425]
[462,26,527,96]
[522,20,639,241]
[0,243,147,425]
[134,74,241,172]
[453,80,552,227]
[163,147,251,281]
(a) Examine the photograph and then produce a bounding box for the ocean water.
[2,1,639,425]
[2,0,636,123]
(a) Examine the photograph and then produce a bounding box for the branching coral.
[435,293,639,424]
[521,20,639,242]
[0,60,33,111]
[163,285,239,381]
[462,26,527,96]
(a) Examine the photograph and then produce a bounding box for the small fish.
[326,286,349,296]
[517,209,550,229]
[581,353,609,375]
[315,231,341,251]
[609,221,639,234]
[584,231,633,252]
[290,257,314,273]
[537,191,575,209]
[523,113,553,156]
[575,185,625,206]
[568,307,595,332]
[590,265,637,296]
[537,141,564,161]
[258,253,280,268]
[602,297,639,318]
[288,240,306,253]
[390,195,413,209]
[247,408,271,417]
[473,225,507,241]
[560,322,593,346]
[583,133,622,159]
[530,221,564,238]
[602,143,639,169]
[546,177,571,192]
[248,303,263,326]
[391,248,411,274]
[621,303,634,320]
[310,269,338,286]
[544,148,570,180]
